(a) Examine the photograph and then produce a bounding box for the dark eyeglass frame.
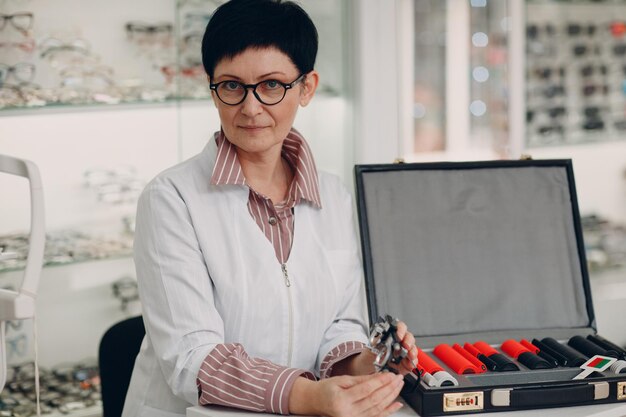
[0,13,34,35]
[210,74,305,106]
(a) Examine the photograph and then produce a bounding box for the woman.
[123,1,418,416]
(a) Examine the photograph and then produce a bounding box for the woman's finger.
[358,374,404,416]
[395,320,407,341]
[346,372,397,402]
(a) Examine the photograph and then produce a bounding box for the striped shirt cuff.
[320,341,368,379]
[196,343,315,415]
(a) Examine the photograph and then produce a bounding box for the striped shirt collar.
[210,128,322,208]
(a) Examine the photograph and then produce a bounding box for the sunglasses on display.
[526,23,556,39]
[582,84,609,96]
[537,124,564,135]
[583,106,604,118]
[546,106,566,118]
[579,64,607,77]
[572,44,599,56]
[613,44,626,56]
[542,84,566,99]
[582,118,605,130]
[533,66,565,80]
[567,23,596,36]
[126,22,173,35]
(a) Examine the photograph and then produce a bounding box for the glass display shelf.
[0,0,346,112]
[0,229,133,274]
[525,0,626,148]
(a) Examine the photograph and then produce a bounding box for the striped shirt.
[195,128,367,414]
[209,128,321,264]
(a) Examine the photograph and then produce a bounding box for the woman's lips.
[240,125,268,132]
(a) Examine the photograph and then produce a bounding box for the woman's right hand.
[289,372,405,416]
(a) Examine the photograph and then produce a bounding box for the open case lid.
[355,159,595,349]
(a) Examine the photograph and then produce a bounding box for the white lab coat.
[122,139,369,417]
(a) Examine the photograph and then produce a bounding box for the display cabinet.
[403,0,626,158]
[525,0,626,148]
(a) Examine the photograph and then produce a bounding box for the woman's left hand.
[392,320,418,374]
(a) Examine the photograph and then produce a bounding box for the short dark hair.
[201,0,318,78]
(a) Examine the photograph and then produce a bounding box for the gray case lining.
[358,163,594,349]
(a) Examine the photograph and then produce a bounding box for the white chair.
[0,154,45,392]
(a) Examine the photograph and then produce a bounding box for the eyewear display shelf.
[525,0,626,148]
[0,0,345,112]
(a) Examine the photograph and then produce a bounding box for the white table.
[188,401,626,417]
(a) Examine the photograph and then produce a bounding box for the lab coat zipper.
[281,263,294,367]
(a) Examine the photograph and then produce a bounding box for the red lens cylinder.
[501,339,530,359]
[453,344,486,373]
[520,339,540,354]
[434,344,481,375]
[473,341,498,356]
[417,348,443,375]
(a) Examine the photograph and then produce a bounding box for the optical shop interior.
[1,0,626,416]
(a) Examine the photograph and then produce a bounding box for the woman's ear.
[299,70,319,107]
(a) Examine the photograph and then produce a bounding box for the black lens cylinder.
[517,352,553,369]
[569,335,619,358]
[541,337,587,367]
[488,353,520,372]
[587,335,626,360]
[532,339,569,366]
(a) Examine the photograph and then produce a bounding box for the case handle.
[492,382,608,407]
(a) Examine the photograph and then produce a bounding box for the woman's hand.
[333,320,419,377]
[289,372,405,416]
[392,320,418,374]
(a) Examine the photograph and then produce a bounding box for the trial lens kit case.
[354,159,626,416]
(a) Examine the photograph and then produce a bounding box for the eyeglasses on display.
[0,63,35,84]
[0,38,35,52]
[210,74,305,106]
[0,12,33,35]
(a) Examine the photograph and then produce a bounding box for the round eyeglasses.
[210,74,305,106]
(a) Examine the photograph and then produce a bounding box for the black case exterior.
[354,160,626,416]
